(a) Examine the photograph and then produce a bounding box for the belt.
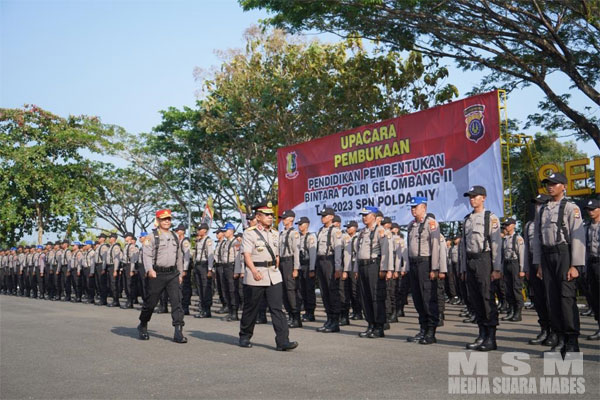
[409,256,430,264]
[194,261,208,267]
[541,244,569,254]
[154,266,176,273]
[254,261,276,268]
[280,256,293,263]
[317,255,333,260]
[588,256,600,263]
[357,257,381,266]
[503,258,519,263]
[466,251,490,260]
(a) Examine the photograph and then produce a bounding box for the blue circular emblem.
[468,119,484,141]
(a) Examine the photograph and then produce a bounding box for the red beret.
[155,209,172,219]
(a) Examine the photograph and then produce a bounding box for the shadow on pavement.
[188,330,275,350]
[111,326,174,342]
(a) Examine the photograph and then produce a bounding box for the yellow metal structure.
[498,89,541,217]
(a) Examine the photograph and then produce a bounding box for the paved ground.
[1,295,599,399]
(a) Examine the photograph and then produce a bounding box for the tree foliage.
[0,105,119,246]
[129,27,459,224]
[241,0,600,147]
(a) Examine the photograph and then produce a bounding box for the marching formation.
[1,174,599,356]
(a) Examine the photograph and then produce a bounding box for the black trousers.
[221,263,236,311]
[350,270,363,314]
[316,256,340,317]
[234,275,244,309]
[45,270,56,298]
[587,260,600,323]
[181,269,192,310]
[139,270,184,327]
[385,278,396,316]
[121,264,136,303]
[66,270,82,299]
[95,264,108,301]
[340,275,352,314]
[193,263,213,313]
[29,270,38,297]
[19,272,26,295]
[82,268,94,300]
[458,272,472,310]
[503,260,524,309]
[446,262,458,298]
[358,262,386,326]
[215,264,225,305]
[239,283,289,347]
[492,276,506,305]
[37,269,45,297]
[409,258,439,328]
[395,273,411,309]
[298,267,316,313]
[61,266,70,297]
[466,253,499,327]
[542,245,579,336]
[280,257,300,314]
[437,275,446,314]
[106,265,120,301]
[135,263,147,301]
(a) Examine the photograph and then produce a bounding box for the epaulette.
[246,226,257,231]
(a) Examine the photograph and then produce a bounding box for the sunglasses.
[160,217,172,221]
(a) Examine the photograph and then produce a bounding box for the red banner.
[277,90,503,225]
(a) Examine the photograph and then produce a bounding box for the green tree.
[131,27,459,224]
[510,132,587,224]
[241,0,600,147]
[91,167,161,235]
[0,105,119,246]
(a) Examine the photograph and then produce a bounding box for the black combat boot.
[137,323,149,340]
[549,334,565,352]
[173,326,187,344]
[323,315,340,333]
[339,312,350,326]
[529,327,549,345]
[466,325,487,350]
[407,326,426,343]
[477,327,497,351]
[543,330,559,347]
[359,324,374,338]
[316,316,332,332]
[501,306,515,321]
[302,311,315,322]
[288,313,302,328]
[509,307,522,322]
[419,327,437,344]
[367,324,385,338]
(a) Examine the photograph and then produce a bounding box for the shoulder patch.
[518,237,524,245]
[429,220,437,231]
[308,236,316,245]
[246,226,257,231]
[379,229,386,238]
[207,239,212,246]
[491,217,499,230]
[386,232,392,239]
[336,230,342,239]
[183,241,190,250]
[395,237,401,244]
[294,231,300,239]
[574,207,581,219]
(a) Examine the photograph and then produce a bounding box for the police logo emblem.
[464,104,486,143]
[285,151,299,179]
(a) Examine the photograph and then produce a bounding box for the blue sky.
[2,0,597,154]
[1,0,598,241]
